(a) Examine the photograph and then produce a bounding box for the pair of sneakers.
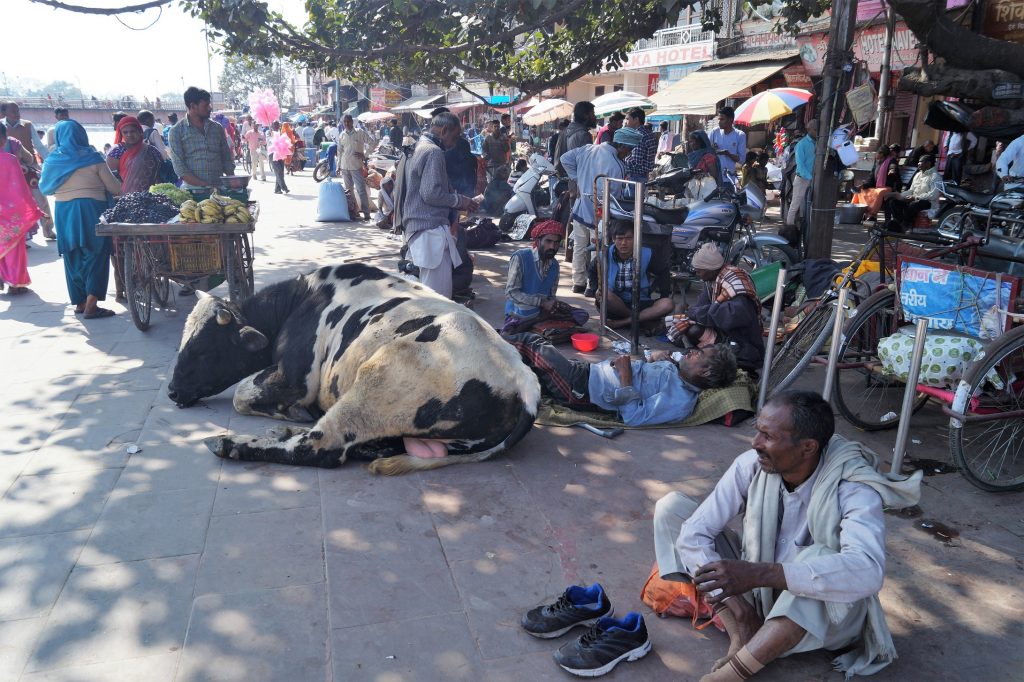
[521,583,651,677]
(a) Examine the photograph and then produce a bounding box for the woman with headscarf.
[0,151,43,294]
[686,130,723,185]
[40,120,122,318]
[106,116,164,193]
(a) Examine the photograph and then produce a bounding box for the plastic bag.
[317,177,350,222]
[639,562,724,631]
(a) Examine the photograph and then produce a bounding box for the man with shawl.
[667,243,764,374]
[106,116,165,193]
[502,220,589,335]
[653,391,921,681]
[0,151,43,293]
[40,120,122,319]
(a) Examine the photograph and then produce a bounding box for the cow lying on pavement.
[167,263,541,475]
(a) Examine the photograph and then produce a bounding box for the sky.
[5,0,305,99]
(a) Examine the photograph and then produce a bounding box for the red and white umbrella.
[733,88,812,126]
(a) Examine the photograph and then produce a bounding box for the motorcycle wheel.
[936,206,980,241]
[732,242,800,272]
[499,211,524,235]
[313,160,330,183]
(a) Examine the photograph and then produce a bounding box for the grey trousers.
[653,491,870,656]
[340,169,371,216]
[571,220,593,287]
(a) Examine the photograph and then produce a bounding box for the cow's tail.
[367,400,537,476]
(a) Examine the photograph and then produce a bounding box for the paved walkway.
[0,173,1020,681]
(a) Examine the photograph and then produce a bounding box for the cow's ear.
[238,326,268,352]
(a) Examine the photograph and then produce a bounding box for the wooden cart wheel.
[153,276,171,307]
[226,236,253,303]
[123,238,153,331]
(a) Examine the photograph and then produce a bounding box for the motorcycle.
[935,180,997,240]
[499,153,566,238]
[936,178,1024,275]
[607,167,799,287]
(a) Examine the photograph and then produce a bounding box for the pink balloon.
[248,89,281,127]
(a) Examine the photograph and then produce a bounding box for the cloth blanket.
[743,434,922,678]
[535,369,756,429]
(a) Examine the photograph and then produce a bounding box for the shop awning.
[390,93,444,113]
[649,61,792,116]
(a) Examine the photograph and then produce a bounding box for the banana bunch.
[178,199,200,223]
[177,194,252,224]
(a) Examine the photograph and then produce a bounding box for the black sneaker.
[553,612,651,677]
[572,284,586,294]
[521,584,612,639]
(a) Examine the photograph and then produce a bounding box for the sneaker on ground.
[521,583,612,639]
[553,612,651,677]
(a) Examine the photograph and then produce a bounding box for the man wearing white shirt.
[336,114,376,221]
[943,130,976,184]
[656,121,675,158]
[652,391,921,681]
[996,132,1024,185]
[710,106,746,182]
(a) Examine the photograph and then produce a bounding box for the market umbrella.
[733,88,812,126]
[358,111,393,123]
[522,98,574,125]
[590,91,656,117]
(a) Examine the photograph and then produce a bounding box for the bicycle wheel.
[226,237,253,303]
[764,299,835,399]
[123,238,153,331]
[832,289,928,430]
[313,160,330,183]
[241,148,252,175]
[949,325,1024,492]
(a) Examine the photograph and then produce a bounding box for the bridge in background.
[4,97,188,126]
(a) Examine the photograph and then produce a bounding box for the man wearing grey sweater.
[395,112,478,298]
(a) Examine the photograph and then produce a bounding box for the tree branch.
[27,0,171,14]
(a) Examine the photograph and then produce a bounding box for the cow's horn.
[196,290,212,300]
[216,308,232,326]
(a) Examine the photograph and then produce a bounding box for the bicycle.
[240,146,251,176]
[763,225,961,399]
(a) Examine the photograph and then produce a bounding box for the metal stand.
[758,267,788,411]
[594,175,647,354]
[822,287,851,400]
[891,317,929,476]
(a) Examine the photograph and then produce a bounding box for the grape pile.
[101,192,180,224]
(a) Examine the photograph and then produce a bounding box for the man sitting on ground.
[593,221,674,329]
[653,391,921,681]
[502,220,589,335]
[667,243,764,374]
[507,333,736,426]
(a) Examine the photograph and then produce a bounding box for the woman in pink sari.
[0,151,43,293]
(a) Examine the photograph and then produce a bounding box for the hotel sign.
[625,42,713,70]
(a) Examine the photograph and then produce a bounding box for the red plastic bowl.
[571,333,599,352]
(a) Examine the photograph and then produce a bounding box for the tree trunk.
[899,63,1024,108]
[889,0,1024,78]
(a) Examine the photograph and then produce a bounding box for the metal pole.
[757,267,788,411]
[891,317,929,475]
[630,179,644,353]
[873,6,896,144]
[597,175,610,339]
[822,287,851,399]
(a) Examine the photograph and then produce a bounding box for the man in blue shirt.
[785,119,817,228]
[506,333,737,426]
[595,221,674,329]
[710,106,746,182]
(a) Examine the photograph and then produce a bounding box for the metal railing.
[594,175,646,353]
[631,24,715,52]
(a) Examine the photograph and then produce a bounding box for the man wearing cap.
[502,220,590,335]
[667,243,765,374]
[559,126,643,295]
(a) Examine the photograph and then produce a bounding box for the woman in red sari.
[106,116,164,193]
[281,122,301,174]
[0,151,43,294]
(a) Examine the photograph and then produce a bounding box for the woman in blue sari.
[686,129,724,187]
[40,120,122,318]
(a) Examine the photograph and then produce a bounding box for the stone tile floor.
[0,173,1020,681]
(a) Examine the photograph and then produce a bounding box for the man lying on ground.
[653,391,921,681]
[506,333,736,426]
[667,243,764,374]
[502,219,589,335]
[592,221,674,329]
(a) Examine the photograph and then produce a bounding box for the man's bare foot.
[607,317,632,329]
[712,599,762,671]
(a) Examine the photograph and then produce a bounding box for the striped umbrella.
[733,88,812,126]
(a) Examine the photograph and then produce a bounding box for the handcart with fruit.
[95,178,258,332]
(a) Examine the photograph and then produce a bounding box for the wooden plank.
[96,221,255,236]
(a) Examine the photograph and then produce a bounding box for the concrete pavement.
[0,172,1020,681]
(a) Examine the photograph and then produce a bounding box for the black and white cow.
[167,263,540,475]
